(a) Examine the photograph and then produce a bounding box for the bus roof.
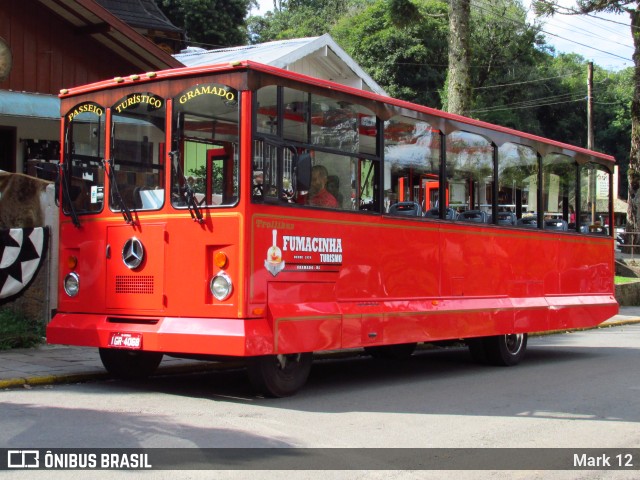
[59,60,615,165]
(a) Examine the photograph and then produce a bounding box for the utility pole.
[587,61,594,150]
[587,62,595,224]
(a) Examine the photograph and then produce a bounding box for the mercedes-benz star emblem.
[122,237,144,269]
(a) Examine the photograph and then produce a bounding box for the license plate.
[108,332,143,349]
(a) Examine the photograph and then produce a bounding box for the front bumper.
[47,313,274,357]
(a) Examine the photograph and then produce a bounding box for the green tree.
[247,0,449,107]
[465,0,549,129]
[594,66,633,198]
[332,0,449,107]
[536,54,592,144]
[247,0,354,43]
[533,0,639,234]
[156,0,256,48]
[251,0,554,116]
[246,0,628,184]
[447,0,472,114]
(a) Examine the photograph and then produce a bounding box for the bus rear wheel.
[99,348,163,379]
[247,353,312,397]
[467,333,527,366]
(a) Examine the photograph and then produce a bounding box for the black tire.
[247,353,312,397]
[364,342,417,359]
[99,348,163,379]
[483,333,527,366]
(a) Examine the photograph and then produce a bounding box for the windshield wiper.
[170,150,203,223]
[104,158,134,224]
[59,163,81,228]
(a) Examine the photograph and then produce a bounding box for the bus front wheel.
[99,348,163,379]
[247,353,312,397]
[467,333,527,366]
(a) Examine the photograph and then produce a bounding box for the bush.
[0,308,45,350]
[615,276,640,285]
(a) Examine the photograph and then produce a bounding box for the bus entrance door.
[206,144,234,205]
[105,224,166,311]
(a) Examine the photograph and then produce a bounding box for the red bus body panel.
[47,62,617,358]
[48,205,617,356]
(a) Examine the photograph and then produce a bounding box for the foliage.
[188,164,223,194]
[533,0,635,16]
[0,308,45,350]
[156,0,256,48]
[465,0,549,128]
[446,0,472,114]
[532,0,638,230]
[535,54,591,144]
[247,0,359,43]
[247,0,632,203]
[615,275,640,284]
[595,66,633,196]
[332,0,449,108]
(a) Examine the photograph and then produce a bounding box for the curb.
[2,319,640,390]
[0,372,109,390]
[531,317,640,337]
[0,359,245,390]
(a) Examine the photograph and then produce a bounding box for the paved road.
[1,324,640,479]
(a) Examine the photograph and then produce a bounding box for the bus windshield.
[110,93,166,212]
[170,83,240,208]
[62,102,106,216]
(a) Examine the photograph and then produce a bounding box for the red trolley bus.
[47,61,617,396]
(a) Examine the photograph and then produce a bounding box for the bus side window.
[542,153,576,232]
[327,175,344,207]
[357,158,378,212]
[579,164,611,235]
[383,116,440,217]
[498,143,538,227]
[446,131,493,221]
[291,151,358,211]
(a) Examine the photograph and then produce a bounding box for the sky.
[525,2,633,71]
[249,0,634,72]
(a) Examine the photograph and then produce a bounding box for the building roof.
[36,0,182,71]
[95,0,182,32]
[0,90,59,119]
[174,34,386,95]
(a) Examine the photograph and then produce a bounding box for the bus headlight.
[210,272,232,301]
[64,272,80,297]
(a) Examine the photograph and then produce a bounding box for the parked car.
[616,226,626,249]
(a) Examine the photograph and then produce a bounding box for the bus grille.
[115,275,154,294]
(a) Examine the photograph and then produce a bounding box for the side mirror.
[54,172,60,207]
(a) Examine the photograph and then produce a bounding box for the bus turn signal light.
[67,255,78,270]
[214,252,228,269]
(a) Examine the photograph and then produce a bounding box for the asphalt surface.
[2,307,639,390]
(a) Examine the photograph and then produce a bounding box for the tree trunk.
[447,0,472,115]
[626,8,640,250]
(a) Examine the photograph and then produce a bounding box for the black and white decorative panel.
[0,227,49,300]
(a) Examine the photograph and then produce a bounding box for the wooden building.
[0,0,389,179]
[0,1,387,322]
[0,0,184,174]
